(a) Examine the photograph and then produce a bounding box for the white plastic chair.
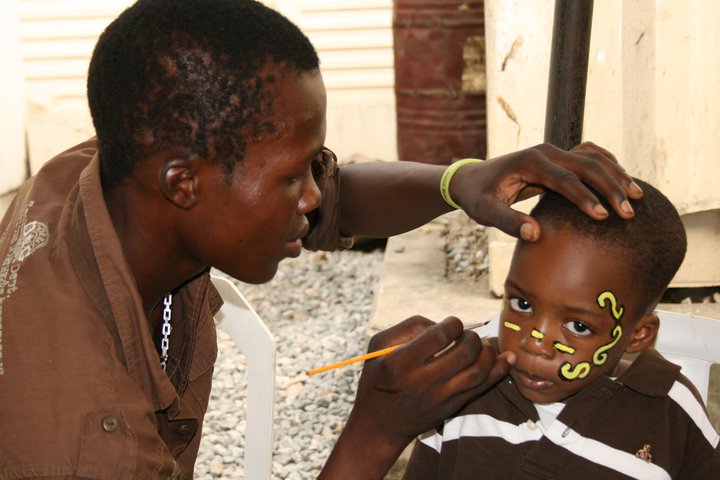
[474,310,720,406]
[210,274,276,480]
[654,310,720,405]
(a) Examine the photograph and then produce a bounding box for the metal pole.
[544,0,594,149]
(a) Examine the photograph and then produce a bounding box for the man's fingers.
[388,317,465,366]
[557,143,645,215]
[571,141,620,164]
[424,346,514,417]
[505,148,631,223]
[468,197,542,242]
[367,315,435,351]
[410,328,484,381]
[513,143,642,221]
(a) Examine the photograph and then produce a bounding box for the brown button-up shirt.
[1,137,345,479]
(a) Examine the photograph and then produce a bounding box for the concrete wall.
[486,0,720,294]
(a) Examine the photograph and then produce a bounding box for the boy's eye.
[508,297,533,313]
[565,320,592,336]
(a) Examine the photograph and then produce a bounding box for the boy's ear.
[158,156,200,210]
[624,312,659,354]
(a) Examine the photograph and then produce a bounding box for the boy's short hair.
[530,178,687,314]
[87,0,319,189]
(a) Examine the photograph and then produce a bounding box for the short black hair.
[87,0,320,190]
[530,178,687,313]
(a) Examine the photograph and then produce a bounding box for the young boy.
[403,178,720,479]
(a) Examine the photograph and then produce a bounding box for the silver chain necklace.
[160,293,173,371]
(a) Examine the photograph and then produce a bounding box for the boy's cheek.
[497,330,516,355]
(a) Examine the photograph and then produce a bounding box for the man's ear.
[158,156,200,210]
[624,312,659,354]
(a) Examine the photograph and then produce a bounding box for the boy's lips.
[514,367,555,391]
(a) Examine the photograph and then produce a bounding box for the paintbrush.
[307,319,493,375]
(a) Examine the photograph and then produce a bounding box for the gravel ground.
[442,213,489,282]
[195,247,384,480]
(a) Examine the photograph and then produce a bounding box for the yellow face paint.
[597,291,624,321]
[503,321,521,331]
[559,361,591,380]
[553,342,576,355]
[531,329,544,340]
[592,324,623,365]
[557,290,625,382]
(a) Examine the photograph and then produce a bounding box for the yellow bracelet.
[439,158,484,209]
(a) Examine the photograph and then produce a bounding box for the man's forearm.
[338,161,454,238]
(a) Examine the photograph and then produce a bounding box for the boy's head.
[498,178,687,404]
[87,0,320,190]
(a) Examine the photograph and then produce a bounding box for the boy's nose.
[519,324,555,359]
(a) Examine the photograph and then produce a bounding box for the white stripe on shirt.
[419,414,542,453]
[420,414,671,479]
[543,420,671,479]
[418,379,719,477]
[668,381,720,448]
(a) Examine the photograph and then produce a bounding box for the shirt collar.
[75,153,178,409]
[617,347,682,397]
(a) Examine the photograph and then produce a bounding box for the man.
[0,1,642,478]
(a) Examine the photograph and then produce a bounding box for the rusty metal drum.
[393,0,487,164]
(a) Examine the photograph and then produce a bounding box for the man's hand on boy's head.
[448,141,644,241]
[345,316,514,451]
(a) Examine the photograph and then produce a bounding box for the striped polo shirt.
[403,345,720,479]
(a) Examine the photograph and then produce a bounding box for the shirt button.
[178,424,191,435]
[526,420,538,430]
[102,415,118,433]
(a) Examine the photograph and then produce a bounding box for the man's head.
[498,178,687,403]
[88,0,328,285]
[87,0,320,190]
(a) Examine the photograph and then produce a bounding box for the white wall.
[17,0,134,173]
[276,0,397,162]
[1,0,29,206]
[12,0,396,183]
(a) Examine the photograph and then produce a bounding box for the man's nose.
[298,176,321,214]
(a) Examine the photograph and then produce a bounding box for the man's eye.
[289,167,312,185]
[565,320,592,336]
[508,297,533,313]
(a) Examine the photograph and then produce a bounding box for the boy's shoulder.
[619,347,685,397]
